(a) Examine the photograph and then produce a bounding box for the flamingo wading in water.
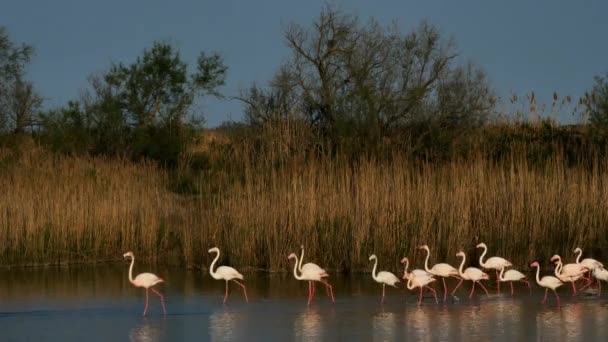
[208,247,249,304]
[499,266,531,296]
[573,247,603,288]
[123,251,166,316]
[455,251,490,298]
[369,254,400,304]
[298,245,331,299]
[530,261,563,305]
[551,254,587,296]
[400,257,430,280]
[419,245,461,302]
[406,274,438,305]
[592,267,608,296]
[476,242,512,294]
[288,252,335,305]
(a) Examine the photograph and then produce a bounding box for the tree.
[259,6,494,148]
[585,72,608,127]
[0,27,40,134]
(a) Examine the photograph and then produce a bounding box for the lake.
[1,265,607,341]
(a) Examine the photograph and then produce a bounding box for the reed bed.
[1,141,607,272]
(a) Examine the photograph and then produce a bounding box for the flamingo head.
[400,257,408,264]
[368,254,377,261]
[573,247,582,254]
[123,251,134,259]
[300,244,304,249]
[208,247,219,254]
[481,272,490,280]
[550,254,561,263]
[288,253,297,260]
[456,251,465,258]
[418,244,429,251]
[530,261,539,268]
[476,242,487,249]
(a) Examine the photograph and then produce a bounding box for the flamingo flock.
[122,244,608,315]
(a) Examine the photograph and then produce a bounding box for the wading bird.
[592,267,608,296]
[551,254,587,296]
[419,245,461,302]
[406,273,438,305]
[455,251,490,298]
[288,252,335,305]
[400,257,430,280]
[298,245,331,299]
[369,254,400,304]
[573,247,603,288]
[123,251,166,316]
[499,266,531,296]
[208,247,249,304]
[530,261,563,305]
[477,242,512,294]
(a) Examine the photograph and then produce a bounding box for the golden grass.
[1,139,607,271]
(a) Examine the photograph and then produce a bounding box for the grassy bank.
[1,132,607,272]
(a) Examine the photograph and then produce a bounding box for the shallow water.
[1,265,607,341]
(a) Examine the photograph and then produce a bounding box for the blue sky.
[1,0,607,126]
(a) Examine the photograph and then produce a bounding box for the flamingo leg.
[554,289,561,306]
[418,287,423,305]
[427,286,438,304]
[324,282,329,297]
[478,281,490,296]
[451,277,464,296]
[307,281,312,305]
[381,284,386,304]
[320,280,335,303]
[232,280,249,303]
[541,288,548,304]
[150,288,167,315]
[223,280,229,304]
[599,279,602,296]
[143,288,149,316]
[442,277,448,302]
[571,281,577,296]
[469,281,476,298]
[522,280,531,294]
[496,270,500,293]
[510,282,514,296]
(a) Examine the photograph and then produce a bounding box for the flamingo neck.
[298,247,304,271]
[575,250,582,264]
[478,245,488,268]
[534,265,541,285]
[291,256,303,280]
[406,277,415,290]
[371,257,379,282]
[128,256,135,284]
[209,250,221,280]
[423,248,431,273]
[554,261,562,277]
[499,267,505,281]
[403,260,410,277]
[457,255,466,278]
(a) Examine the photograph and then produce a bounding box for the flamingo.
[551,254,587,296]
[592,267,608,296]
[573,247,603,288]
[208,247,249,304]
[498,266,531,296]
[400,257,431,280]
[298,245,331,299]
[123,251,166,316]
[406,274,438,305]
[288,252,335,305]
[418,245,461,302]
[369,254,400,304]
[530,261,563,305]
[477,242,512,293]
[455,251,490,298]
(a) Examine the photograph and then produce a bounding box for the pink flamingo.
[419,245,461,302]
[455,251,490,298]
[123,251,166,316]
[530,261,563,305]
[573,247,603,288]
[369,254,400,304]
[400,257,431,280]
[477,242,512,294]
[592,267,608,296]
[298,245,331,299]
[551,254,587,296]
[208,247,249,304]
[498,266,531,296]
[288,252,335,305]
[406,273,438,305]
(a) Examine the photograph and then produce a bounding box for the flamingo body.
[593,267,608,296]
[419,245,460,302]
[406,274,438,305]
[288,252,335,305]
[208,247,249,304]
[400,257,431,280]
[530,261,563,305]
[456,251,490,298]
[477,242,512,293]
[498,267,531,295]
[369,254,399,303]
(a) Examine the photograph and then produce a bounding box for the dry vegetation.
[1,130,607,271]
